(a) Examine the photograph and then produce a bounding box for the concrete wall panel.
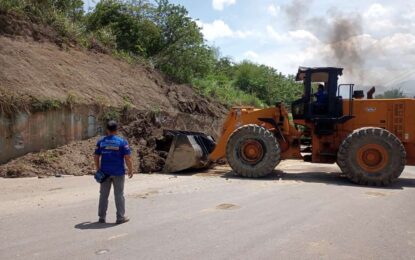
[0,105,102,164]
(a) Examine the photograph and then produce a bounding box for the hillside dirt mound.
[0,35,228,115]
[0,11,228,178]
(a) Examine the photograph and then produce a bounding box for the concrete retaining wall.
[0,105,103,164]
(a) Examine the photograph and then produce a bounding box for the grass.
[122,96,135,110]
[0,0,85,45]
[100,107,121,122]
[65,91,82,107]
[33,150,59,165]
[0,92,69,118]
[31,98,63,112]
[0,89,32,116]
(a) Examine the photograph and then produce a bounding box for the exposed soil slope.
[0,36,227,115]
[0,11,228,177]
[0,11,227,116]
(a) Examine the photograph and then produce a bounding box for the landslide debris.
[0,109,225,178]
[122,109,224,174]
[0,138,99,178]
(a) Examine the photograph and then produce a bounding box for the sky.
[84,0,415,92]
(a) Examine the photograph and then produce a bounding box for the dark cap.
[106,120,118,132]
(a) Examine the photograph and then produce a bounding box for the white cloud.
[403,4,415,19]
[266,25,285,42]
[364,3,388,18]
[374,33,415,55]
[288,30,320,44]
[267,4,280,17]
[212,0,236,11]
[266,25,320,45]
[197,20,253,41]
[363,3,394,33]
[244,51,259,59]
[197,20,232,40]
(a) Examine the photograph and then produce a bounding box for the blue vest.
[95,135,131,176]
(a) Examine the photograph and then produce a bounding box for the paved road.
[1,161,415,259]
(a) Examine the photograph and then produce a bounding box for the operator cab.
[292,67,354,135]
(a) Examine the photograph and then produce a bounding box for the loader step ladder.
[393,103,405,140]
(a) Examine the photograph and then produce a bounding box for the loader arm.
[162,105,302,173]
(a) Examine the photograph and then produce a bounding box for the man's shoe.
[116,217,130,224]
[98,218,106,223]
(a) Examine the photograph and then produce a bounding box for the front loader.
[163,67,415,186]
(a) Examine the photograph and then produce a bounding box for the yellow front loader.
[162,67,415,186]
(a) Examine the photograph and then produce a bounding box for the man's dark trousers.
[98,175,125,221]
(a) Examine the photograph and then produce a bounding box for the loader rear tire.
[337,127,406,186]
[226,124,280,178]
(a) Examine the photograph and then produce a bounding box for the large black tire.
[337,127,406,186]
[226,124,280,178]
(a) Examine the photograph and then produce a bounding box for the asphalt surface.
[1,161,415,260]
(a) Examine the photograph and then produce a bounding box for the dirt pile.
[121,113,167,173]
[0,138,99,178]
[0,108,226,177]
[121,109,225,174]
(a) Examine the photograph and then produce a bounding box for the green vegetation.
[100,107,121,122]
[0,0,303,107]
[0,90,32,116]
[122,96,135,111]
[376,88,407,99]
[65,91,81,107]
[0,89,79,117]
[34,150,60,165]
[31,98,63,112]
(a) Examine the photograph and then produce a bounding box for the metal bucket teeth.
[162,130,216,173]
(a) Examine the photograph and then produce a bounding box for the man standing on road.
[94,120,133,224]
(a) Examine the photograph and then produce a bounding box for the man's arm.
[125,155,133,178]
[94,139,102,172]
[94,155,101,171]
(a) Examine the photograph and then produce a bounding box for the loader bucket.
[162,130,216,173]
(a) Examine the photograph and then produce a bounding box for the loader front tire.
[226,124,280,178]
[337,127,406,186]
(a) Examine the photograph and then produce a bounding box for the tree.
[52,0,84,22]
[233,61,302,105]
[86,0,215,81]
[152,0,215,82]
[215,57,235,79]
[86,0,161,57]
[376,88,406,99]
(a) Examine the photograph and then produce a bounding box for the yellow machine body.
[209,106,302,161]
